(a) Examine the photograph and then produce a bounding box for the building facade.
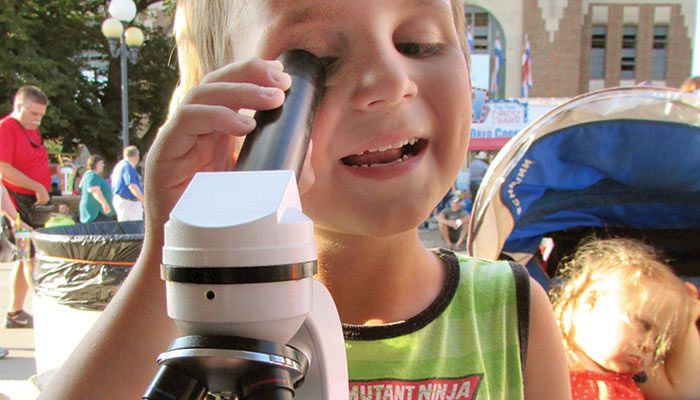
[465,0,696,98]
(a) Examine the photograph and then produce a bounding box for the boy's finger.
[184,82,286,111]
[159,105,255,159]
[202,58,291,91]
[148,130,236,196]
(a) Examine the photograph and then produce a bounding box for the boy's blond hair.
[550,237,692,370]
[170,0,469,113]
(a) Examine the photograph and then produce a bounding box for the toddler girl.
[550,237,700,399]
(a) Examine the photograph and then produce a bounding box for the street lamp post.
[101,0,144,150]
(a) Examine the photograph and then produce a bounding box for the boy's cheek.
[298,144,316,195]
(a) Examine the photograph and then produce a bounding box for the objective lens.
[238,367,295,400]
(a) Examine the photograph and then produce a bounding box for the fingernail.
[240,115,256,127]
[260,87,283,97]
[269,69,291,85]
[267,60,284,70]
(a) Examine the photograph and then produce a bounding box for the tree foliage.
[0,0,178,163]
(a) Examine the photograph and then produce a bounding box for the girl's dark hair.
[86,155,104,171]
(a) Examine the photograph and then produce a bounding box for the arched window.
[465,6,506,99]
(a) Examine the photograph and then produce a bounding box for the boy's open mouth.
[340,138,426,168]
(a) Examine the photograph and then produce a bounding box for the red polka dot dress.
[570,370,644,399]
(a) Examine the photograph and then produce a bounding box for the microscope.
[143,50,349,400]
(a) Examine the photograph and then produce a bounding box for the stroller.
[466,86,700,289]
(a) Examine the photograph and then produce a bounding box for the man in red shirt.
[0,85,51,225]
[0,85,51,329]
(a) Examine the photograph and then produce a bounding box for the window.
[652,25,668,80]
[465,12,490,52]
[620,26,637,80]
[465,6,505,98]
[590,25,607,79]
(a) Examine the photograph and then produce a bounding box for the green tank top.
[343,250,529,400]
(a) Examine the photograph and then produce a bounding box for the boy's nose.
[351,50,417,110]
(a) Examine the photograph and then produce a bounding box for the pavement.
[0,262,40,400]
[0,226,455,399]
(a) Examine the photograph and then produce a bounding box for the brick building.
[465,0,696,98]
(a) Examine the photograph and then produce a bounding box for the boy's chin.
[316,215,426,239]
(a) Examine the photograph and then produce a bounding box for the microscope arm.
[289,279,349,399]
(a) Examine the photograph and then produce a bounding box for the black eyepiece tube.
[235,49,327,181]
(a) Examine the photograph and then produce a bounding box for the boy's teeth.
[357,138,418,155]
[353,153,411,168]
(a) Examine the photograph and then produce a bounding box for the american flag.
[467,24,474,52]
[521,34,533,97]
[490,32,504,96]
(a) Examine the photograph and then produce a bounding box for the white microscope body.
[152,170,348,399]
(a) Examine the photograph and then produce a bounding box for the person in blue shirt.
[110,145,144,221]
[79,155,114,223]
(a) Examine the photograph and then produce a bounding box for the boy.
[42,1,570,399]
[43,203,76,228]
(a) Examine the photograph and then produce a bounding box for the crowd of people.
[52,145,144,225]
[0,86,144,359]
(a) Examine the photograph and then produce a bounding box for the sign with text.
[469,98,566,150]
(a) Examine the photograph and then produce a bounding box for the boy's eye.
[395,42,442,58]
[319,57,339,75]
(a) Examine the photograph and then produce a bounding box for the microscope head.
[162,170,317,343]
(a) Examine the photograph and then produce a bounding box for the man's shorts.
[113,195,144,222]
[6,189,37,227]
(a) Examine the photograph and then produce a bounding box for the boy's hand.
[144,58,293,238]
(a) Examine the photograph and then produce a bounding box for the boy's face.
[233,0,471,236]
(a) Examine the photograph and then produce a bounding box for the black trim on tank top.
[508,260,530,375]
[343,249,459,341]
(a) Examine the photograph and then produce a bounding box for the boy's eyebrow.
[278,0,450,28]
[411,0,451,10]
[277,6,332,28]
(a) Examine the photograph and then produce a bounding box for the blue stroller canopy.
[503,118,700,254]
[468,87,700,279]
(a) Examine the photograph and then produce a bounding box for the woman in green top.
[79,155,114,223]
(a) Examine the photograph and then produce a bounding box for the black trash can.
[32,220,144,310]
[31,220,144,376]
